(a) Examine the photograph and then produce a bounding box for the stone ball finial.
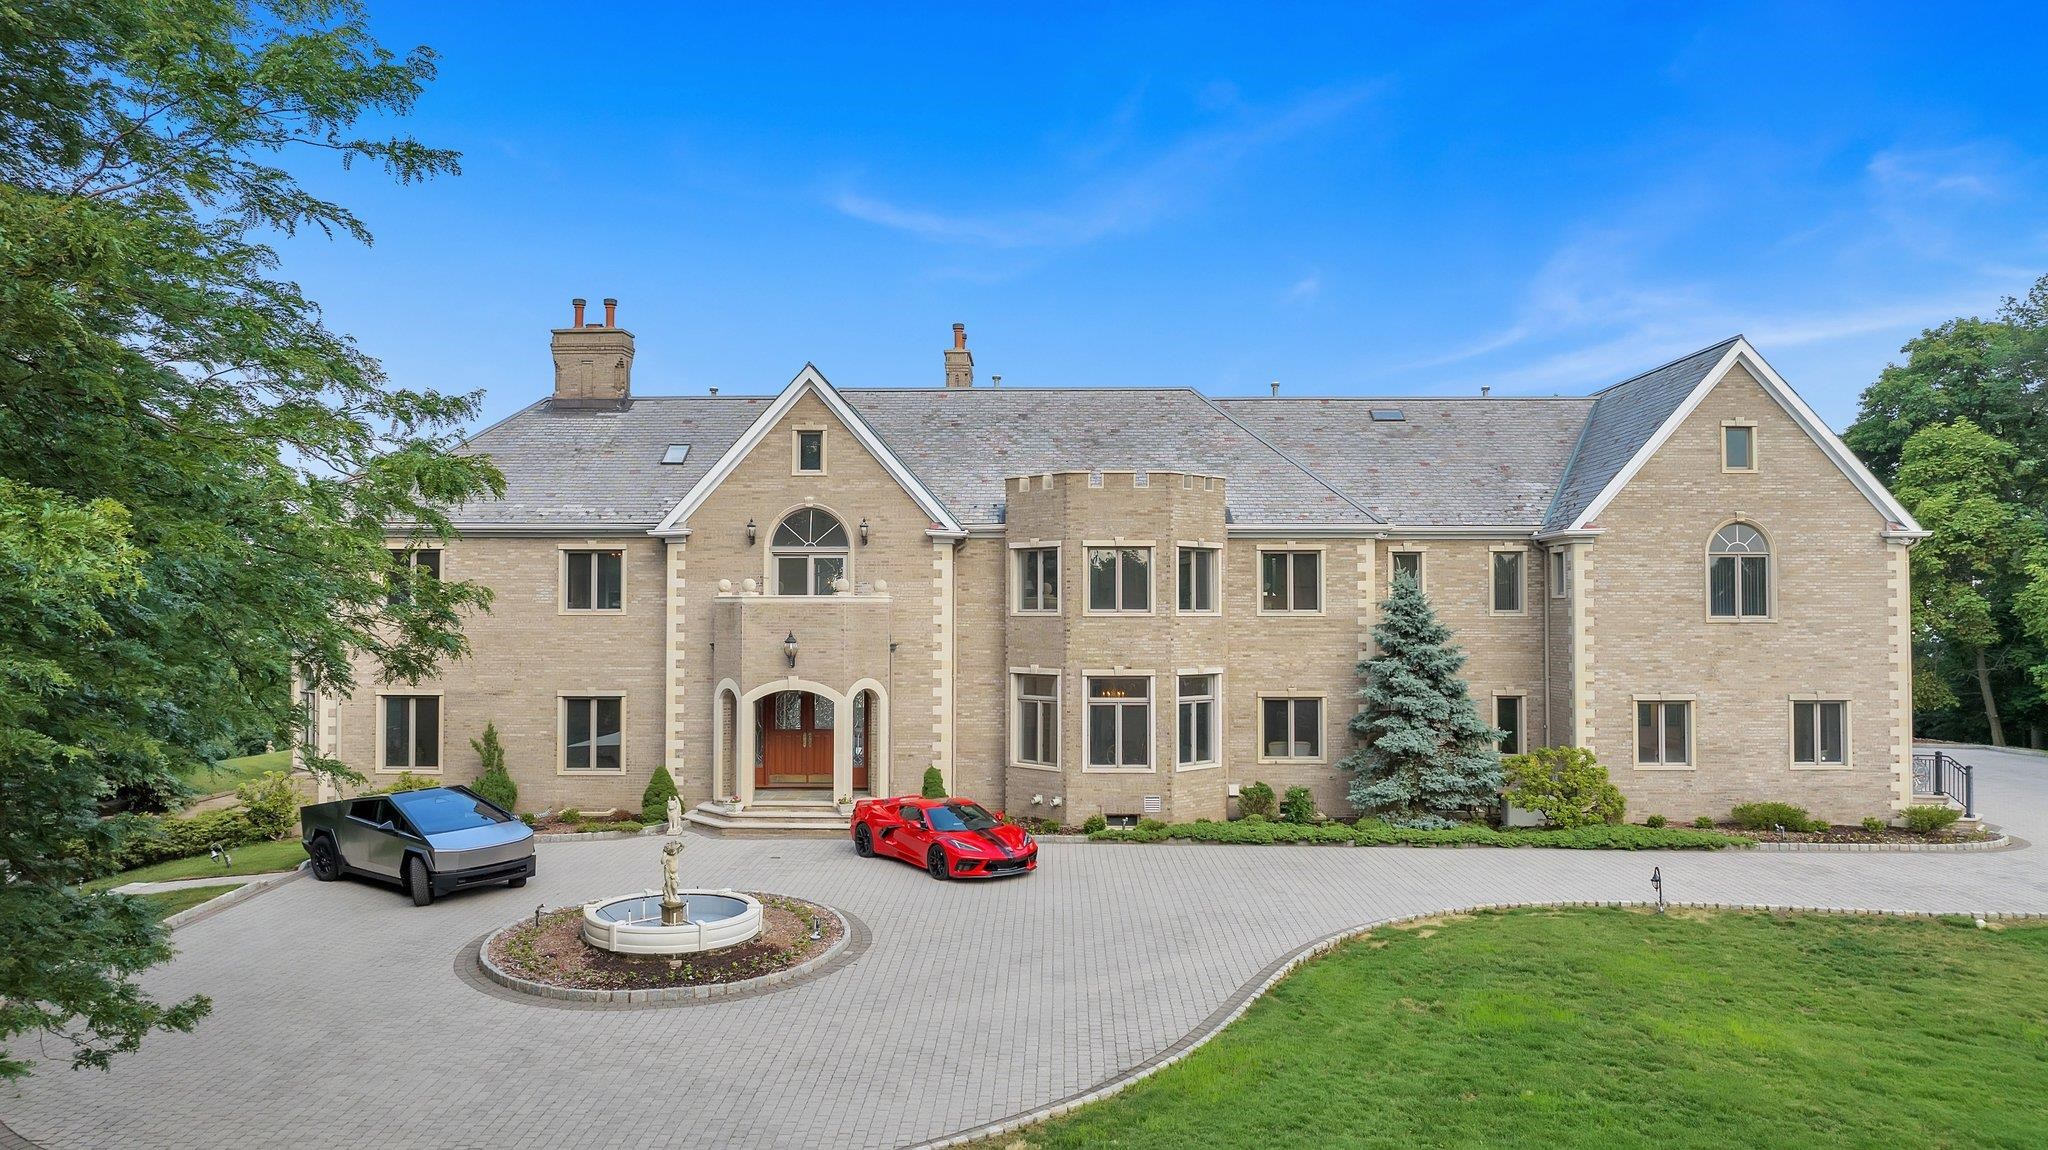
[874,579,888,593]
[833,577,851,593]
[742,577,757,594]
[718,578,732,594]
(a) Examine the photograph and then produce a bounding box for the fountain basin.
[581,889,764,955]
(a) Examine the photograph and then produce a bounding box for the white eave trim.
[647,364,966,538]
[1225,522,1388,538]
[1569,338,1924,536]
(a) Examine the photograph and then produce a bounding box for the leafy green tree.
[1342,575,1505,826]
[470,723,517,812]
[1848,278,2048,747]
[0,1,497,1079]
[1502,746,1624,828]
[1891,421,2046,745]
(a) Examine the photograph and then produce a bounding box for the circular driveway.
[7,746,2047,1149]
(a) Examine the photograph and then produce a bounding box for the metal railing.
[1910,750,1975,819]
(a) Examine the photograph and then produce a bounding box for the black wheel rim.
[855,827,870,853]
[927,849,946,879]
[313,842,335,876]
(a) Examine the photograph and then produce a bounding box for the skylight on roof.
[660,444,690,464]
[1369,408,1405,422]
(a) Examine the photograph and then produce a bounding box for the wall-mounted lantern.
[745,519,757,546]
[859,518,870,545]
[783,631,798,668]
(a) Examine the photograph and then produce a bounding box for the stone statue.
[660,839,683,906]
[666,794,683,836]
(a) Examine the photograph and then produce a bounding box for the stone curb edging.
[163,864,309,931]
[907,899,2048,1150]
[532,826,663,843]
[1752,834,2011,853]
[473,899,854,1005]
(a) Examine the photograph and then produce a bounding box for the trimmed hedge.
[640,764,679,824]
[922,766,947,799]
[1091,816,1750,850]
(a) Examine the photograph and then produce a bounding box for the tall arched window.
[772,508,849,595]
[1708,522,1769,618]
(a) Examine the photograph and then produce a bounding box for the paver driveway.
[6,745,2047,1150]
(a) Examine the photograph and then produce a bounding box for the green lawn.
[137,883,246,920]
[86,838,307,892]
[987,909,2048,1149]
[177,748,292,796]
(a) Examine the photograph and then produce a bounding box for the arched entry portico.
[714,677,889,807]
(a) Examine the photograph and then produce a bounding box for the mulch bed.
[487,892,841,991]
[1720,824,1993,845]
[527,812,645,834]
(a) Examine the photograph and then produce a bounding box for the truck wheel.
[308,835,342,882]
[404,857,434,907]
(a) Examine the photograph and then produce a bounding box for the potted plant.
[833,794,854,817]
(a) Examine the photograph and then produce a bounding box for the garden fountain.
[581,838,763,955]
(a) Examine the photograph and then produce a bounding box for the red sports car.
[850,796,1038,880]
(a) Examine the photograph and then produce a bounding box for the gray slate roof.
[1215,397,1595,526]
[443,337,1746,534]
[1538,337,1740,533]
[842,389,1377,527]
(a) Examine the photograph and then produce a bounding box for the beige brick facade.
[323,344,1918,828]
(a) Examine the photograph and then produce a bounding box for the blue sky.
[280,3,2047,432]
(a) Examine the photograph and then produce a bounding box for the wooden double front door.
[756,691,869,790]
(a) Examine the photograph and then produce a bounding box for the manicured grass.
[85,838,307,892]
[986,909,2048,1149]
[177,748,292,796]
[137,883,245,920]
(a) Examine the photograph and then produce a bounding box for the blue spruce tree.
[1341,573,1505,826]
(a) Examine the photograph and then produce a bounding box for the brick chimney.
[944,323,974,388]
[551,296,635,409]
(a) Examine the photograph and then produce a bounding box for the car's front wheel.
[925,846,950,881]
[404,857,434,906]
[854,825,875,858]
[307,835,342,882]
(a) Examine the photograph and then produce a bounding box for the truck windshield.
[390,789,513,835]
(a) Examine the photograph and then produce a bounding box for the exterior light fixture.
[859,518,870,545]
[745,519,757,545]
[1650,866,1665,913]
[783,631,798,668]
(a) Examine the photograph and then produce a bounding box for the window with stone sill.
[1086,547,1151,612]
[1259,550,1321,613]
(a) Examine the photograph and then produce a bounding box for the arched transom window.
[1708,522,1769,618]
[772,508,849,595]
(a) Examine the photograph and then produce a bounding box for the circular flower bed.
[487,892,842,993]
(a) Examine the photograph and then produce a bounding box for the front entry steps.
[685,798,850,838]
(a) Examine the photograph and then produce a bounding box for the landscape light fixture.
[1651,866,1665,913]
[783,632,799,668]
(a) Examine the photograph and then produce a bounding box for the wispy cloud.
[830,83,1382,250]
[1866,145,2004,201]
[1281,274,1321,306]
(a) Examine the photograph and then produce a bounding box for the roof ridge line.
[1190,392,1387,526]
[1589,335,1743,396]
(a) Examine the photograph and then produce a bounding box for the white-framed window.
[1490,549,1525,615]
[1495,694,1524,755]
[1390,549,1424,588]
[1635,699,1692,767]
[1085,546,1152,613]
[1708,522,1770,619]
[562,549,624,611]
[772,507,850,595]
[1792,700,1848,767]
[1177,546,1219,614]
[1014,546,1060,614]
[1549,548,1571,599]
[1085,675,1151,770]
[386,546,441,606]
[1259,549,1322,613]
[562,694,624,772]
[1722,422,1757,472]
[1176,674,1219,768]
[1258,695,1323,762]
[793,427,826,474]
[1013,672,1059,769]
[379,694,441,772]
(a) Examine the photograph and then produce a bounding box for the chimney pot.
[944,323,975,388]
[603,298,618,327]
[953,323,966,350]
[572,298,587,326]
[551,297,634,408]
